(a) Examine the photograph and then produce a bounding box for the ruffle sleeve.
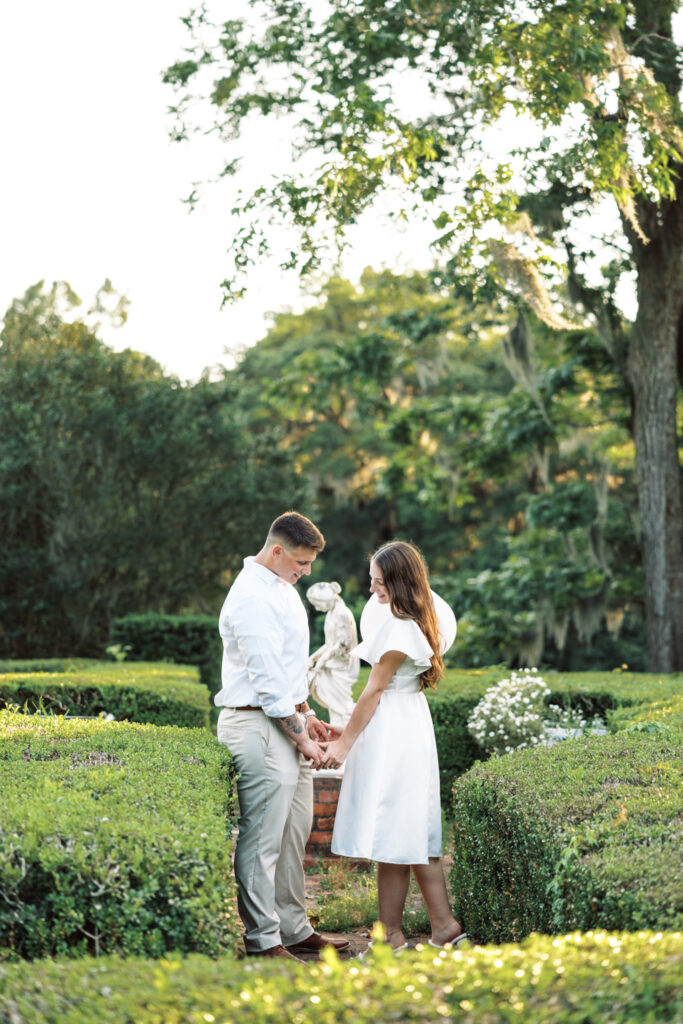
[352,615,434,667]
[353,590,457,667]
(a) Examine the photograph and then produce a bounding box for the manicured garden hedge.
[0,659,209,728]
[109,613,221,696]
[0,931,680,1023]
[450,694,683,943]
[0,710,238,960]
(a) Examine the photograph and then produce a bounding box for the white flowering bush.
[467,668,550,756]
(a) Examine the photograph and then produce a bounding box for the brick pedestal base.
[304,770,342,867]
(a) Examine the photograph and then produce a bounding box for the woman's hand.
[321,735,350,770]
[307,717,343,742]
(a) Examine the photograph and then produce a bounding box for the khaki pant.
[217,708,314,952]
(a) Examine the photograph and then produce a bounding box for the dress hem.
[331,846,441,865]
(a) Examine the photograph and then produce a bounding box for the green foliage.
[0,283,305,659]
[166,0,683,673]
[450,695,683,943]
[109,614,221,697]
[227,270,643,670]
[0,710,239,960]
[225,269,514,593]
[312,859,433,934]
[0,932,681,1023]
[428,691,489,807]
[3,267,647,672]
[311,862,378,932]
[0,660,208,728]
[423,667,681,807]
[164,1,681,296]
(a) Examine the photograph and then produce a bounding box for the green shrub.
[109,614,221,697]
[0,660,208,728]
[408,668,682,808]
[0,932,680,1023]
[450,697,683,943]
[0,660,78,674]
[0,710,238,960]
[312,867,378,932]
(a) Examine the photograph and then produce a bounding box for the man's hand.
[297,734,325,769]
[276,712,325,768]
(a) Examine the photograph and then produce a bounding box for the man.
[216,510,349,961]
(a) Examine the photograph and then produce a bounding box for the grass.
[310,824,455,936]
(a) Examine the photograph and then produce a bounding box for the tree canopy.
[1,271,643,668]
[0,284,305,657]
[225,268,644,669]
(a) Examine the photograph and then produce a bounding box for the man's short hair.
[267,511,325,552]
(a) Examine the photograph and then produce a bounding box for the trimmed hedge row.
[0,710,238,960]
[0,660,209,728]
[433,668,683,806]
[0,932,680,1024]
[109,613,221,696]
[450,694,683,943]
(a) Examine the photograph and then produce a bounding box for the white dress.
[331,591,456,865]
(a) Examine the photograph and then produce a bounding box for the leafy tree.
[226,269,511,578]
[0,283,304,657]
[165,0,683,670]
[225,269,643,668]
[451,314,644,669]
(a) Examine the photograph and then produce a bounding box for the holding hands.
[319,734,350,770]
[306,716,341,744]
[295,715,343,771]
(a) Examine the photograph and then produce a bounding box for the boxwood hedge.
[0,710,238,960]
[450,693,683,943]
[0,931,680,1024]
[0,660,209,728]
[109,613,221,696]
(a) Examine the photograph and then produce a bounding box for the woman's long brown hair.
[371,541,445,689]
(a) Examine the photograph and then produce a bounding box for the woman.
[323,541,466,951]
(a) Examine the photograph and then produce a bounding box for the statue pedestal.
[304,769,342,866]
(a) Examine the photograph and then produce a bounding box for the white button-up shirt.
[215,557,310,718]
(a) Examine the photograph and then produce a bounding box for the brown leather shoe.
[285,931,350,955]
[246,944,305,963]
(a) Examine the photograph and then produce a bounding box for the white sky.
[0,0,434,381]
[2,2,654,382]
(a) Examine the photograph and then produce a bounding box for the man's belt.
[230,703,308,712]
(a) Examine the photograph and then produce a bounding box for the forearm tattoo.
[277,713,305,743]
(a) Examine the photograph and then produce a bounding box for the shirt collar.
[243,555,285,587]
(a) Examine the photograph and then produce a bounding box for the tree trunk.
[628,216,683,672]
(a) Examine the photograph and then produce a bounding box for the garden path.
[233,858,450,961]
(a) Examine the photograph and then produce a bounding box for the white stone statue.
[306,581,359,728]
